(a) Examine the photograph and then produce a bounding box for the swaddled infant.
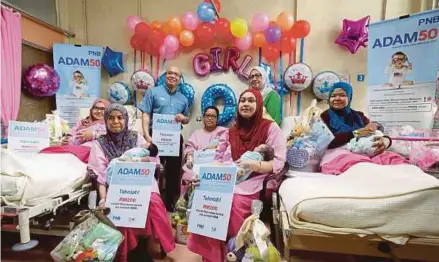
[236,144,275,184]
[347,123,384,157]
[106,143,159,185]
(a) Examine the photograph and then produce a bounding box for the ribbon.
[297,38,305,116]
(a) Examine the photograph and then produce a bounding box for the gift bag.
[226,200,285,262]
[51,210,123,262]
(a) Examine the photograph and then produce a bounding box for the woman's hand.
[97,199,106,209]
[77,130,94,142]
[236,159,260,173]
[373,136,387,155]
[355,123,377,137]
[186,155,194,169]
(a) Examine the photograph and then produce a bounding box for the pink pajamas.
[320,148,408,175]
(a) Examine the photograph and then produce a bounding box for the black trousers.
[158,134,184,212]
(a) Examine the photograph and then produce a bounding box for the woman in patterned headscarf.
[88,104,175,261]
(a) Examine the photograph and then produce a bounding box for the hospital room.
[2,0,439,261]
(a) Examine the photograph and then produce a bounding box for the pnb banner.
[367,10,439,130]
[53,44,102,127]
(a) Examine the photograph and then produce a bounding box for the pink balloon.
[251,13,269,32]
[127,15,141,31]
[193,53,211,77]
[182,12,200,31]
[236,55,253,80]
[159,44,177,59]
[164,35,179,52]
[235,33,252,51]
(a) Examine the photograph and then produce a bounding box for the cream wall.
[58,0,430,138]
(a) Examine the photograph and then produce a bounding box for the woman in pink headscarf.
[61,98,110,146]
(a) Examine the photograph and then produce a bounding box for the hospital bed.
[1,148,91,251]
[269,166,439,262]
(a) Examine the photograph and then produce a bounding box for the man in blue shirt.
[139,66,189,211]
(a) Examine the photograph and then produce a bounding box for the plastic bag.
[51,212,123,262]
[226,200,285,262]
[409,142,439,170]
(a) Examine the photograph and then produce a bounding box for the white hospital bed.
[272,164,439,261]
[1,148,91,251]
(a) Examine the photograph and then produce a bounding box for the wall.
[58,0,428,139]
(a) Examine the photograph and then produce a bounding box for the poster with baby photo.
[367,9,439,131]
[53,44,102,127]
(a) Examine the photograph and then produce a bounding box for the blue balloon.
[201,84,237,126]
[277,80,290,96]
[157,72,195,107]
[102,47,124,77]
[197,2,215,22]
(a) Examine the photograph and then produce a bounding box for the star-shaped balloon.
[102,47,125,77]
[335,16,370,54]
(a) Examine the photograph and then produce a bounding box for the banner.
[8,121,49,154]
[367,10,439,130]
[106,162,155,228]
[152,114,181,156]
[53,44,102,127]
[188,165,237,240]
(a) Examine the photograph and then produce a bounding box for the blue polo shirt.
[139,84,189,120]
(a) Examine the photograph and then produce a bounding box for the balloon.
[193,53,211,77]
[196,22,215,46]
[235,33,252,51]
[149,28,165,48]
[203,0,222,13]
[251,13,270,32]
[210,47,223,72]
[102,47,125,77]
[130,35,142,50]
[23,64,60,97]
[262,43,279,62]
[289,20,311,38]
[276,12,294,32]
[134,22,151,38]
[312,71,341,100]
[108,82,131,105]
[230,18,248,38]
[201,84,237,126]
[142,40,152,54]
[179,30,195,47]
[236,55,253,80]
[223,46,240,71]
[159,44,175,59]
[162,22,172,35]
[335,16,370,54]
[151,20,162,30]
[252,32,267,48]
[131,70,155,91]
[182,12,199,31]
[197,2,215,22]
[265,25,282,43]
[280,35,296,53]
[163,35,179,52]
[283,63,313,92]
[168,16,183,36]
[127,15,141,31]
[215,18,233,43]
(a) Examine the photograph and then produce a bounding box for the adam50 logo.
[372,14,439,49]
[201,172,232,181]
[117,168,150,176]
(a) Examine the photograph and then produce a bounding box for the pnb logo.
[117,168,150,176]
[57,57,101,67]
[13,126,47,133]
[201,172,232,181]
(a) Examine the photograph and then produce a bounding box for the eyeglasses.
[249,73,262,80]
[92,106,106,111]
[204,114,217,119]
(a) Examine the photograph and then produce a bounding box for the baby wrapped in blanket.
[347,122,385,157]
[236,144,275,184]
[106,143,159,185]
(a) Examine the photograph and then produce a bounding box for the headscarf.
[229,89,272,161]
[97,104,138,161]
[327,82,365,134]
[77,98,110,131]
[249,66,273,100]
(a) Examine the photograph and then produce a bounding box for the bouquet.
[42,111,70,146]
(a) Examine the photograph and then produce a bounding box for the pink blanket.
[40,145,91,164]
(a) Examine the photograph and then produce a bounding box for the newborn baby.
[347,123,385,157]
[236,144,275,184]
[106,143,159,185]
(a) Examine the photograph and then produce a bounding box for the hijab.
[249,66,273,100]
[229,89,272,161]
[327,82,365,134]
[77,98,110,131]
[97,104,138,161]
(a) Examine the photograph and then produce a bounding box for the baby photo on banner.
[367,9,439,131]
[53,44,103,127]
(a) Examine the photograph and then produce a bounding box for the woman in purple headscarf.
[88,104,175,261]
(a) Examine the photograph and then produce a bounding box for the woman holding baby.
[320,82,407,175]
[88,104,175,261]
[187,89,286,262]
